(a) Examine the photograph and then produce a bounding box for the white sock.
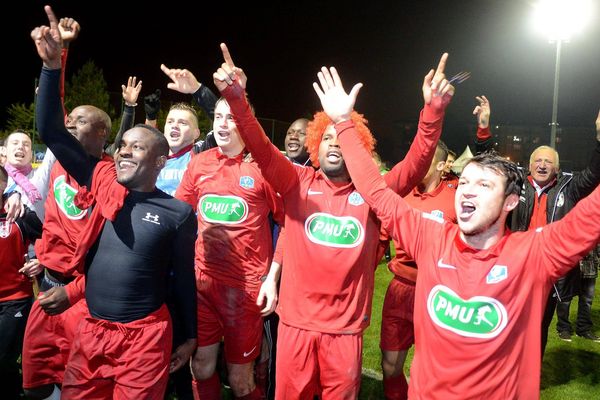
[43,385,61,400]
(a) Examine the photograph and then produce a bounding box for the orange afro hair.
[306,111,376,168]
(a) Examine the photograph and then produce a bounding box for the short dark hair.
[134,124,169,157]
[434,142,449,164]
[465,151,523,196]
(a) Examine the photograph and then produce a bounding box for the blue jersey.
[156,151,193,196]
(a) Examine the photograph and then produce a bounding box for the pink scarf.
[4,162,42,203]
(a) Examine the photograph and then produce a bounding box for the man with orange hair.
[212,43,451,398]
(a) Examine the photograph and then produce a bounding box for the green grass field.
[358,262,600,399]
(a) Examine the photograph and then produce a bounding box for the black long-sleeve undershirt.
[37,67,98,186]
[37,67,197,337]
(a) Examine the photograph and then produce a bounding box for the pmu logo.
[304,213,364,248]
[427,285,508,339]
[199,194,249,224]
[53,175,87,220]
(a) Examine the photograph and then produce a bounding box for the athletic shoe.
[576,332,600,342]
[558,331,572,342]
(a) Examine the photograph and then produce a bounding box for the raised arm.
[540,182,600,280]
[32,6,94,186]
[564,109,600,200]
[213,43,299,195]
[314,61,453,254]
[160,64,221,120]
[473,95,494,154]
[105,76,142,156]
[384,54,450,195]
[58,16,80,116]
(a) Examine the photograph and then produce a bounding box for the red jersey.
[176,148,283,291]
[35,156,112,276]
[389,179,457,282]
[221,85,443,334]
[0,216,31,301]
[338,118,600,399]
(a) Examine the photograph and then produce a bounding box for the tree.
[64,60,114,119]
[1,102,35,141]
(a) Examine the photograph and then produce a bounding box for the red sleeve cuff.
[422,103,445,123]
[477,126,492,141]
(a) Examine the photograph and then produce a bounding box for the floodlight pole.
[549,39,562,149]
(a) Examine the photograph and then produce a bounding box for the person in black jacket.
[509,110,600,354]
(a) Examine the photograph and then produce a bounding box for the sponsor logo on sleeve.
[304,212,364,248]
[199,194,249,224]
[54,175,87,220]
[427,285,508,339]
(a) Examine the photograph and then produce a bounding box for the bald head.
[65,105,111,158]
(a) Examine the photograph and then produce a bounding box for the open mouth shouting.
[326,149,342,164]
[459,200,476,220]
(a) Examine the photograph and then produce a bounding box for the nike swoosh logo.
[243,346,257,357]
[307,189,323,195]
[200,175,213,182]
[437,258,457,270]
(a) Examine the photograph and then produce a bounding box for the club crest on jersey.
[427,285,508,339]
[199,194,249,224]
[486,265,508,284]
[430,209,444,220]
[239,176,255,189]
[0,220,11,238]
[348,191,365,206]
[53,175,87,220]
[304,212,364,248]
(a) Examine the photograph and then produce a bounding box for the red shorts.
[197,271,262,364]
[22,297,88,388]
[380,276,416,351]
[61,304,172,400]
[276,323,362,400]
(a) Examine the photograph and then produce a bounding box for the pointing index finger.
[220,43,235,68]
[436,52,448,75]
[44,5,59,31]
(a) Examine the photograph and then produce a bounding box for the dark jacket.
[510,141,600,300]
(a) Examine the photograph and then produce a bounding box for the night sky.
[4,1,600,162]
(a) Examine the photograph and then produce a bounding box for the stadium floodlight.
[531,0,593,147]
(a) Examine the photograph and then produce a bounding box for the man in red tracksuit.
[176,97,283,400]
[381,143,457,399]
[0,166,42,399]
[320,65,600,400]
[212,44,450,399]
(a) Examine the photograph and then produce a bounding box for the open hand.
[473,96,490,128]
[312,66,362,124]
[121,76,142,105]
